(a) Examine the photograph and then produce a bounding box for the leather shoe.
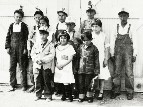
[110,92,120,99]
[35,97,41,101]
[78,99,84,102]
[127,93,133,100]
[8,86,15,92]
[88,98,93,103]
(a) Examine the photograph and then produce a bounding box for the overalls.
[113,24,134,94]
[10,31,27,88]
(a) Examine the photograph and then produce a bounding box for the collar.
[14,22,22,25]
[83,42,93,48]
[118,22,130,28]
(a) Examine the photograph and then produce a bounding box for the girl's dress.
[54,44,75,83]
[92,32,110,80]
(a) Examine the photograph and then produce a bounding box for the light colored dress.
[54,44,75,83]
[92,32,110,80]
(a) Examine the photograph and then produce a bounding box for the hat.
[81,31,93,41]
[91,18,102,27]
[118,8,129,16]
[14,5,24,17]
[58,30,70,41]
[39,26,49,34]
[57,8,68,17]
[34,7,44,16]
[86,1,96,13]
[65,16,76,24]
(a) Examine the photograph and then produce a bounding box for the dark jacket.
[5,22,29,49]
[78,42,100,75]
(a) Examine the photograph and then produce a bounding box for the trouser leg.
[112,53,123,93]
[42,68,52,99]
[124,51,134,94]
[78,74,85,99]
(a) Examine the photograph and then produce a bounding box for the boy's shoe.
[68,96,73,102]
[22,87,27,91]
[35,97,41,101]
[28,86,35,93]
[97,93,103,100]
[61,95,66,101]
[46,98,52,102]
[8,86,15,92]
[127,93,133,100]
[110,92,120,99]
[78,99,84,103]
[87,97,93,103]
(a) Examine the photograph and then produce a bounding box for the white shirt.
[58,21,67,30]
[13,22,22,32]
[110,23,137,57]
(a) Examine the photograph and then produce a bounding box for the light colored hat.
[39,26,49,34]
[118,8,129,16]
[57,7,68,16]
[65,16,76,24]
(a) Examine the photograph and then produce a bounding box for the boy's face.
[39,32,49,41]
[66,23,75,32]
[83,37,92,46]
[58,12,66,23]
[14,13,23,23]
[60,36,68,45]
[34,14,42,25]
[40,19,48,27]
[87,11,95,19]
[92,25,101,33]
[119,13,129,25]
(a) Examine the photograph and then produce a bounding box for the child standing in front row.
[91,19,110,100]
[78,32,100,103]
[31,27,55,101]
[54,31,75,102]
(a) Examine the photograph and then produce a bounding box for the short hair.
[34,11,44,16]
[58,30,70,42]
[40,16,50,27]
[14,9,24,17]
[86,8,96,14]
[91,19,102,27]
[81,31,92,41]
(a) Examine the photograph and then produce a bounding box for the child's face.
[92,25,101,33]
[58,12,66,23]
[34,14,42,25]
[60,36,68,45]
[39,32,48,41]
[40,19,48,27]
[14,13,23,23]
[83,37,92,46]
[87,11,95,19]
[66,23,75,32]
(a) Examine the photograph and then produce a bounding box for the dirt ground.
[0,84,143,107]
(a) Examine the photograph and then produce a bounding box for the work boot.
[127,93,133,100]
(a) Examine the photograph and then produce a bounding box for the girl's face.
[87,11,95,19]
[92,25,101,33]
[83,36,92,46]
[40,19,48,27]
[14,13,23,23]
[39,32,49,41]
[60,36,68,45]
[34,14,42,25]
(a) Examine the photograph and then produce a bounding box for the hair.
[34,10,44,16]
[86,8,96,14]
[40,16,50,27]
[58,30,70,42]
[81,31,92,41]
[14,9,24,17]
[73,37,83,45]
[91,19,102,27]
[39,30,49,35]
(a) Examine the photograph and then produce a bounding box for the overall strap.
[56,23,59,30]
[117,24,119,34]
[127,24,131,33]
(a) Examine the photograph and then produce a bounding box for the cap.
[118,8,129,16]
[65,16,76,24]
[39,26,49,34]
[34,7,44,16]
[58,30,70,41]
[91,18,102,27]
[57,8,68,17]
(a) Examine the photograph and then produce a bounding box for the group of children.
[5,4,136,103]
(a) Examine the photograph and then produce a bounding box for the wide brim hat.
[65,16,76,24]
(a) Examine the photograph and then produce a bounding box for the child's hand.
[56,64,63,70]
[6,48,10,55]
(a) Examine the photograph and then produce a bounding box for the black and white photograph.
[0,0,143,107]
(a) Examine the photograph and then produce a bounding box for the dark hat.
[34,11,44,16]
[39,26,49,34]
[81,31,92,41]
[57,8,68,17]
[40,16,50,27]
[91,19,102,27]
[58,30,70,41]
[118,8,129,16]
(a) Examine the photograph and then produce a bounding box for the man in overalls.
[5,9,29,91]
[110,8,137,100]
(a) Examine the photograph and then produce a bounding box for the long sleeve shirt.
[110,23,137,57]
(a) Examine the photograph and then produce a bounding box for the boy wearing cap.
[5,9,29,91]
[80,6,97,33]
[31,27,55,101]
[110,8,137,100]
[27,9,44,92]
[53,8,68,44]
